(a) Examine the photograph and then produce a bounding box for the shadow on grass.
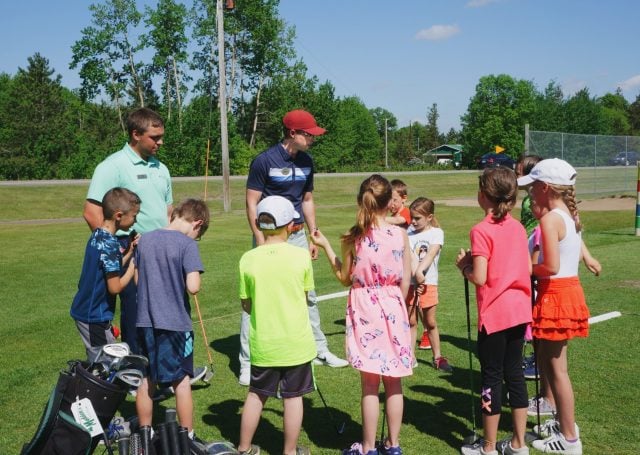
[211,333,241,376]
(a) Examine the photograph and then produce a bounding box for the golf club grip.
[156,423,171,455]
[166,420,181,455]
[193,294,214,366]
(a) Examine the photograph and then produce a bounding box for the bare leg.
[407,303,418,358]
[283,396,303,455]
[135,377,155,427]
[482,413,500,453]
[360,372,381,453]
[510,407,528,449]
[424,306,442,359]
[238,391,267,452]
[540,340,578,440]
[173,376,193,432]
[381,376,404,448]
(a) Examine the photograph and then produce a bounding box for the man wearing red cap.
[238,110,348,386]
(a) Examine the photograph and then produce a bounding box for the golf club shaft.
[193,294,214,368]
[316,383,345,434]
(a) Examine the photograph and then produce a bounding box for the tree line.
[1,0,639,180]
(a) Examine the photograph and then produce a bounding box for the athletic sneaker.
[238,444,261,455]
[531,432,582,454]
[418,331,432,350]
[190,366,208,385]
[433,356,453,373]
[239,369,250,386]
[533,419,580,439]
[500,442,529,454]
[379,443,403,454]
[527,396,555,416]
[460,440,498,455]
[314,351,349,368]
[342,442,378,455]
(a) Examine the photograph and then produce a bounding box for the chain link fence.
[525,128,640,196]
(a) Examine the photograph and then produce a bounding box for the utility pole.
[385,117,388,168]
[217,0,230,212]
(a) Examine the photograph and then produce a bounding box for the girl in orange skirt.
[517,158,589,455]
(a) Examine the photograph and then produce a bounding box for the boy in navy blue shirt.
[70,187,141,360]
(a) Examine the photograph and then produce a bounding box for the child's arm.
[455,248,488,286]
[532,212,562,277]
[241,298,252,314]
[580,240,601,276]
[414,244,441,285]
[105,260,135,295]
[400,231,412,300]
[186,271,201,295]
[310,229,351,286]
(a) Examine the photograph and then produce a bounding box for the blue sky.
[2,0,639,132]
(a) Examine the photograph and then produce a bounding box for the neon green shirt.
[87,143,172,234]
[238,242,316,367]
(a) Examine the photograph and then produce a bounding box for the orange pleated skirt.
[532,276,589,341]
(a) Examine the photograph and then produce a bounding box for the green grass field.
[1,171,638,454]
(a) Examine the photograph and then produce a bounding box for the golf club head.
[114,368,143,388]
[204,441,239,454]
[115,354,148,373]
[462,432,481,445]
[525,430,540,443]
[102,342,130,358]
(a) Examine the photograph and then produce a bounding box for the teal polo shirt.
[87,143,173,234]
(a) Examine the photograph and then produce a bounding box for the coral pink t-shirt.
[470,213,532,334]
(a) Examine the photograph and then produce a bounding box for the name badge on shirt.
[137,174,148,180]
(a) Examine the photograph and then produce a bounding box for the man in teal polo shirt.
[83,107,173,353]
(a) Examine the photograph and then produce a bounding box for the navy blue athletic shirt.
[246,143,314,226]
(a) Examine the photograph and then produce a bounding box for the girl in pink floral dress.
[311,174,412,455]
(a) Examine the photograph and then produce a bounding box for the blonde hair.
[409,197,440,228]
[547,183,582,232]
[342,174,392,245]
[478,167,517,221]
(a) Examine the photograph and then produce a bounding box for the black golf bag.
[21,360,127,455]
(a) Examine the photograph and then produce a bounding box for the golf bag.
[21,360,127,455]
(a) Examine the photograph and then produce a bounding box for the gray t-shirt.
[135,229,204,331]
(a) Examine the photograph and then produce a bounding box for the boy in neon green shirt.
[237,196,316,455]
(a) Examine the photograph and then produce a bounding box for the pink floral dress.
[345,225,412,377]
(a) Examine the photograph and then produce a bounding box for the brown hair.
[102,187,141,220]
[342,174,392,245]
[126,107,164,139]
[516,154,543,177]
[478,167,517,221]
[171,198,211,239]
[390,179,408,198]
[409,197,440,228]
[546,184,582,232]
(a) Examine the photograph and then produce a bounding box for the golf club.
[316,383,346,435]
[462,277,481,445]
[532,277,542,438]
[193,294,215,383]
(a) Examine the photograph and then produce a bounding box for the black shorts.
[138,327,194,385]
[249,362,315,398]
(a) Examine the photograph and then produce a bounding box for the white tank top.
[549,208,581,278]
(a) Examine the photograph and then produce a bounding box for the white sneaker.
[460,440,498,455]
[314,352,349,368]
[238,369,250,386]
[533,419,580,439]
[527,396,556,416]
[531,432,582,454]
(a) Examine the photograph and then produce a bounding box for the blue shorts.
[249,362,315,398]
[138,327,194,385]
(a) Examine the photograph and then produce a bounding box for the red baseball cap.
[283,109,326,136]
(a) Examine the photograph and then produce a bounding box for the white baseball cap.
[256,196,299,229]
[517,158,577,186]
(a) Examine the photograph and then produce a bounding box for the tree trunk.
[249,73,264,149]
[227,34,236,113]
[172,56,183,133]
[165,64,172,121]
